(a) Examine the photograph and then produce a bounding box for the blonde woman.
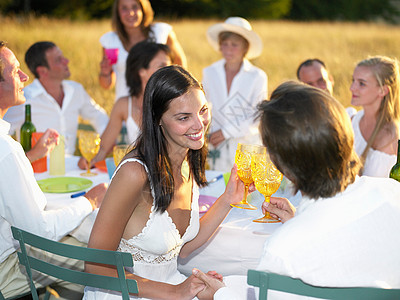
[350,56,400,177]
[99,0,187,101]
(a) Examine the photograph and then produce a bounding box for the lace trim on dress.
[118,239,182,264]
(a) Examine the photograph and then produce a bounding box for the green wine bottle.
[389,139,400,182]
[20,104,36,152]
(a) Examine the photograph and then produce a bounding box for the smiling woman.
[84,65,248,299]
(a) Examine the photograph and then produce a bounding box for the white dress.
[83,158,200,299]
[126,97,140,143]
[352,110,396,177]
[100,23,172,101]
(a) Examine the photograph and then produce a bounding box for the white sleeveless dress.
[126,97,140,144]
[83,158,200,299]
[352,110,396,177]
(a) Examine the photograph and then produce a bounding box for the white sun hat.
[206,17,263,59]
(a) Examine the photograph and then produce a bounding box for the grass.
[2,16,400,114]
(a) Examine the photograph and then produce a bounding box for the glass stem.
[264,195,272,218]
[241,184,249,204]
[87,160,91,174]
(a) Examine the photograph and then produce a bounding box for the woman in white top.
[84,66,248,299]
[79,42,171,170]
[350,56,400,177]
[202,17,268,172]
[99,0,187,101]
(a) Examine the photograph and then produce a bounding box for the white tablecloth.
[36,157,301,277]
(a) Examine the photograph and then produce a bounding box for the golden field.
[2,16,400,114]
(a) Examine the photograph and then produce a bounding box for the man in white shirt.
[4,41,109,155]
[0,41,107,299]
[191,81,400,299]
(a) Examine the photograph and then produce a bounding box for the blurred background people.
[350,55,400,177]
[202,17,267,172]
[0,41,107,300]
[79,41,172,169]
[98,0,187,102]
[4,41,108,155]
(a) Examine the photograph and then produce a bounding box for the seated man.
[4,41,109,155]
[0,41,107,299]
[192,81,400,299]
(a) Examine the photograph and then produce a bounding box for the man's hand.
[192,268,226,300]
[262,197,296,223]
[26,128,59,163]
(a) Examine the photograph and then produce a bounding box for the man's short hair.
[257,81,360,199]
[25,41,56,78]
[296,58,327,80]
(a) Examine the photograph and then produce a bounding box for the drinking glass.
[79,131,101,177]
[251,151,283,223]
[113,144,129,167]
[231,143,266,210]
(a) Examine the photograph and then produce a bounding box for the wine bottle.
[389,139,400,182]
[20,104,36,152]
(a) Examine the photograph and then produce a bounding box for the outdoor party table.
[35,156,301,277]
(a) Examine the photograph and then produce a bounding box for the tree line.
[1,0,399,22]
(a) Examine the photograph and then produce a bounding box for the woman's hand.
[262,197,296,223]
[222,164,255,207]
[192,268,226,300]
[99,54,113,77]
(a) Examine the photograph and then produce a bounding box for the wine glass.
[251,151,283,223]
[79,131,101,177]
[231,143,266,210]
[113,144,129,167]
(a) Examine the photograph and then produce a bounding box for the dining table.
[35,155,302,277]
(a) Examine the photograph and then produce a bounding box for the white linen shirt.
[215,176,400,299]
[0,118,93,264]
[202,59,268,172]
[100,22,172,101]
[4,79,109,155]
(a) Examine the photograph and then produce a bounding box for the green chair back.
[247,269,400,300]
[0,290,4,300]
[11,226,138,300]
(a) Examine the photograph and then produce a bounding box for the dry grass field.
[2,16,400,114]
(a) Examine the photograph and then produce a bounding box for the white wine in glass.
[79,131,101,177]
[231,143,266,210]
[251,151,283,223]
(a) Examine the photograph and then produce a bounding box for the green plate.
[37,177,93,193]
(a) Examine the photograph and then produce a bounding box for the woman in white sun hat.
[202,17,268,172]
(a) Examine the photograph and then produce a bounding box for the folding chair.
[247,269,400,300]
[11,226,138,300]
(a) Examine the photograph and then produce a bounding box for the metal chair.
[11,226,138,300]
[247,269,400,300]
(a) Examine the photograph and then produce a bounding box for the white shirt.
[352,110,396,177]
[0,118,93,264]
[202,59,268,172]
[215,176,400,299]
[4,79,109,155]
[100,22,172,101]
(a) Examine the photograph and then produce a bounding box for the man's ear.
[36,65,48,78]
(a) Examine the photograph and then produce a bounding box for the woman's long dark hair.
[133,65,208,212]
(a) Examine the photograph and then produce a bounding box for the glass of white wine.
[79,131,101,177]
[251,151,283,223]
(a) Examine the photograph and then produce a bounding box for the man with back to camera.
[0,41,107,299]
[4,41,109,155]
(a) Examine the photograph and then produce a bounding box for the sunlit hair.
[296,58,327,80]
[24,41,56,78]
[112,0,154,48]
[257,81,360,199]
[218,31,249,56]
[133,65,208,212]
[356,56,400,165]
[126,41,171,97]
[0,41,6,81]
